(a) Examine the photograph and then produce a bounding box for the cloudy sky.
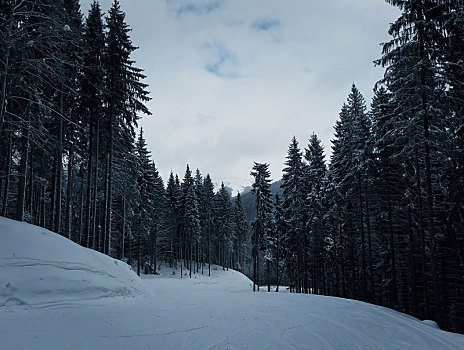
[81,0,400,192]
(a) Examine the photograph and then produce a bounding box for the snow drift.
[0,217,147,307]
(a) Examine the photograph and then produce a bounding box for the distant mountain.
[213,178,253,195]
[235,179,283,223]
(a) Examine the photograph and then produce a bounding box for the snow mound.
[205,265,254,290]
[0,217,147,307]
[146,263,253,293]
[422,320,441,329]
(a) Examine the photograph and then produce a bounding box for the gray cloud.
[250,18,280,32]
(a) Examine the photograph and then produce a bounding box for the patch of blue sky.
[250,18,280,32]
[171,0,225,17]
[204,44,239,79]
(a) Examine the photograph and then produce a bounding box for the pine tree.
[374,1,464,330]
[305,133,327,295]
[180,165,200,278]
[250,162,273,291]
[234,192,249,272]
[281,137,306,293]
[103,0,150,256]
[133,128,154,275]
[62,0,83,240]
[203,174,215,276]
[194,169,204,272]
[80,0,105,248]
[149,163,166,274]
[166,172,179,268]
[328,85,372,300]
[377,0,446,320]
[271,194,287,292]
[112,144,138,261]
[216,183,234,270]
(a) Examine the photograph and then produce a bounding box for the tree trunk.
[106,126,113,256]
[303,227,309,294]
[0,13,12,136]
[50,156,57,230]
[102,154,109,253]
[41,186,46,228]
[276,228,280,292]
[365,185,375,302]
[419,22,439,321]
[257,242,260,292]
[27,144,33,218]
[358,174,368,301]
[121,197,125,260]
[201,243,204,274]
[153,226,158,274]
[408,205,418,316]
[15,120,29,222]
[91,119,100,249]
[267,259,271,292]
[65,129,74,240]
[128,226,132,265]
[208,224,211,277]
[415,148,429,317]
[196,242,199,273]
[2,130,12,217]
[137,236,141,276]
[78,168,84,245]
[189,232,192,278]
[253,250,256,292]
[54,89,64,234]
[386,173,398,307]
[85,111,94,247]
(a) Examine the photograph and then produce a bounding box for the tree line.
[0,0,250,278]
[249,0,463,333]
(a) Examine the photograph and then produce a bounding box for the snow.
[0,217,148,308]
[1,217,464,350]
[214,177,253,195]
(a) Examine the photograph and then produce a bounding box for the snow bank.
[0,217,147,307]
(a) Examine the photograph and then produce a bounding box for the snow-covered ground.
[1,217,464,350]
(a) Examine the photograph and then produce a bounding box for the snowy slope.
[214,177,253,195]
[0,217,147,308]
[1,217,464,350]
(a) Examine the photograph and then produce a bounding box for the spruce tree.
[250,162,273,291]
[281,137,306,293]
[305,133,327,295]
[166,172,179,268]
[234,192,249,272]
[103,0,150,255]
[271,194,287,292]
[203,174,215,276]
[216,183,234,270]
[81,0,105,248]
[134,128,153,275]
[378,0,446,320]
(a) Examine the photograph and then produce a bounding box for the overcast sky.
[81,0,400,192]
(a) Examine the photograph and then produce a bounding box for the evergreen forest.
[0,0,463,334]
